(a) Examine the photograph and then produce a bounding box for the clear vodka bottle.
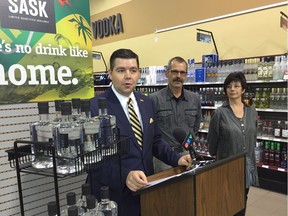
[53,100,64,123]
[53,102,83,174]
[83,195,104,216]
[80,100,101,164]
[77,183,92,212]
[95,98,118,156]
[97,186,118,216]
[30,102,53,169]
[61,192,84,216]
[72,98,82,122]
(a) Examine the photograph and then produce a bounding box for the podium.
[138,153,246,216]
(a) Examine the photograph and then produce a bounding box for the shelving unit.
[6,137,130,216]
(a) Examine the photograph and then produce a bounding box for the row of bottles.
[257,141,287,168]
[205,55,287,82]
[252,87,287,109]
[257,118,288,139]
[137,85,287,110]
[30,98,118,174]
[47,184,117,215]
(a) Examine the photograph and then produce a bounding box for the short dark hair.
[109,48,139,70]
[223,72,247,95]
[166,56,187,71]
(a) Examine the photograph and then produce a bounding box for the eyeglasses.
[170,70,187,76]
[226,84,242,89]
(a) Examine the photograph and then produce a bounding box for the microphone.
[172,128,199,164]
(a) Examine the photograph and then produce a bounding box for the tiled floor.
[246,186,287,216]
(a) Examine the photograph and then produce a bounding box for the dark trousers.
[234,188,250,216]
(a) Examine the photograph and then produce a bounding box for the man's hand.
[178,154,193,169]
[126,170,148,192]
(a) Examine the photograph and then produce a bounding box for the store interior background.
[91,0,287,71]
[0,0,286,215]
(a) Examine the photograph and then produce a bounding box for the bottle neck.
[39,113,49,121]
[61,114,73,122]
[99,108,108,116]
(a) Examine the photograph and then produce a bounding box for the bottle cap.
[47,201,57,216]
[66,192,76,205]
[80,100,90,112]
[60,102,72,115]
[68,206,78,216]
[100,186,109,199]
[38,102,49,114]
[86,195,96,209]
[98,97,107,109]
[55,100,64,111]
[71,98,81,109]
[81,183,91,196]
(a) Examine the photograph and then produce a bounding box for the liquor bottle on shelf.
[53,102,83,174]
[255,141,263,163]
[273,56,281,80]
[97,186,118,216]
[47,201,58,216]
[269,88,276,109]
[263,141,270,165]
[280,145,287,168]
[53,99,64,123]
[71,98,82,122]
[274,121,282,138]
[30,102,53,169]
[269,142,275,166]
[274,143,281,167]
[267,121,274,137]
[79,100,101,164]
[95,98,118,156]
[257,116,263,136]
[280,88,287,109]
[274,88,281,109]
[281,121,288,138]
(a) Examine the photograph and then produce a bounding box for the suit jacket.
[88,87,181,216]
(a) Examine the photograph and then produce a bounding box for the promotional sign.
[0,0,94,104]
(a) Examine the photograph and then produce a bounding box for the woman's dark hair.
[109,48,139,70]
[223,72,247,95]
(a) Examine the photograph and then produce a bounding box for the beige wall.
[90,0,288,71]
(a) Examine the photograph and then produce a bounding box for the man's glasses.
[170,70,187,76]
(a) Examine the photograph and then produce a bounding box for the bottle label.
[282,129,288,138]
[60,134,69,148]
[37,125,53,142]
[274,128,281,137]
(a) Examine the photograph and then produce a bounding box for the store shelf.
[256,108,288,113]
[257,136,288,143]
[257,163,287,173]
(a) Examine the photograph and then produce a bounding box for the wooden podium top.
[139,153,246,216]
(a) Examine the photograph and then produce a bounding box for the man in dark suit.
[88,48,192,216]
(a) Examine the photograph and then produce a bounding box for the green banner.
[0,0,93,104]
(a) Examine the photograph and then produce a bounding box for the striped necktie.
[127,98,143,147]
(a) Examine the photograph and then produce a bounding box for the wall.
[90,0,287,71]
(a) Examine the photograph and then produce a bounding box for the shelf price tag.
[262,165,269,169]
[277,168,286,172]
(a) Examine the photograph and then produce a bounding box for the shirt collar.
[111,84,136,106]
[165,86,186,101]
